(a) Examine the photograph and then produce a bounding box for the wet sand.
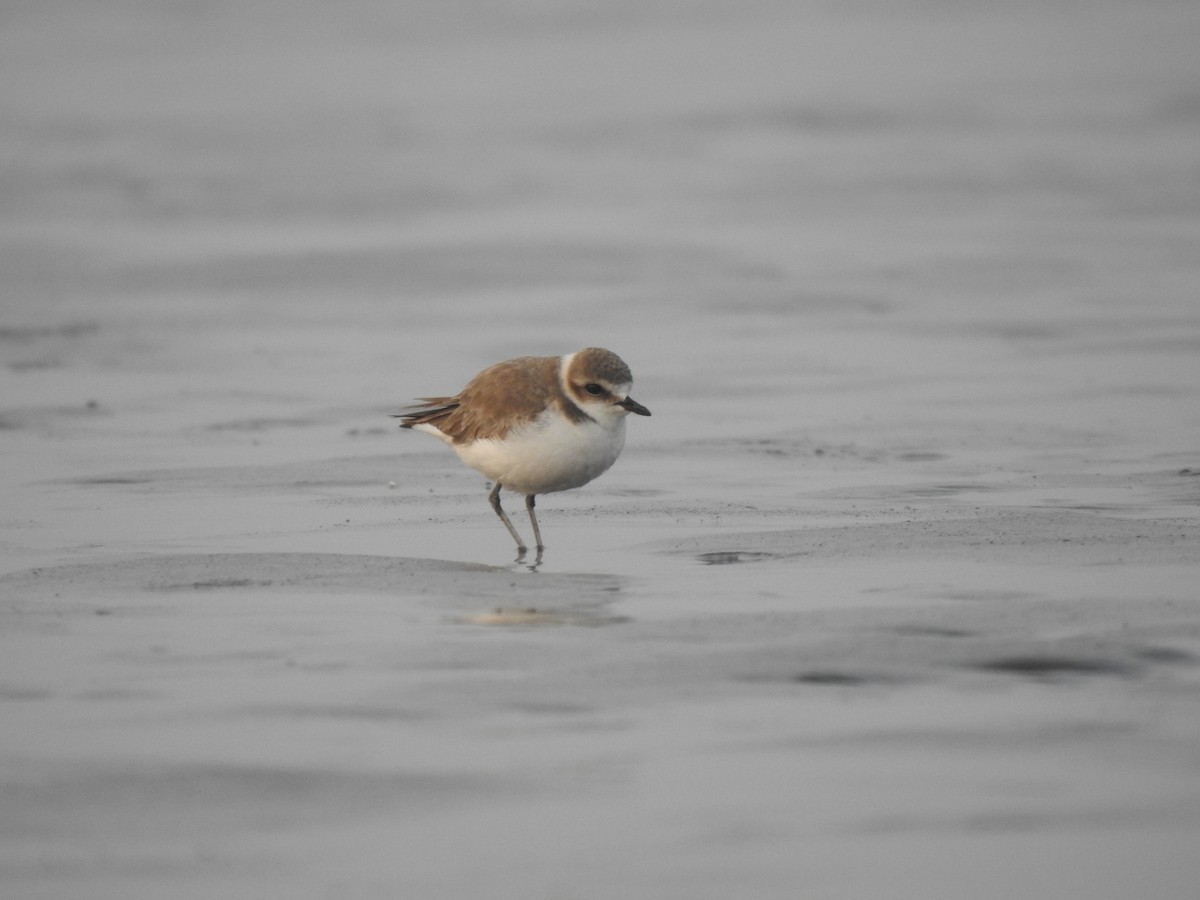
[3,1,1200,897]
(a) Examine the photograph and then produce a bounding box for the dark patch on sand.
[0,322,100,342]
[973,655,1138,679]
[74,476,154,485]
[172,578,276,590]
[1134,646,1197,665]
[696,550,782,565]
[204,417,316,432]
[889,624,976,638]
[790,671,891,686]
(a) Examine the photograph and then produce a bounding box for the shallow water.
[3,1,1200,898]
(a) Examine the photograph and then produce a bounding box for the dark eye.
[584,383,606,396]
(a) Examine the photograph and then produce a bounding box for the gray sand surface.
[3,2,1200,898]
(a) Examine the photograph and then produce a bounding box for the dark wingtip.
[392,399,460,429]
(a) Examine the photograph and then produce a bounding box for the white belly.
[451,410,627,495]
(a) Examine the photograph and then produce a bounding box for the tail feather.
[393,397,460,429]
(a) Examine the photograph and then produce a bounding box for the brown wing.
[396,355,570,444]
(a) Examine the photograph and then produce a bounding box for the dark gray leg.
[525,494,544,551]
[488,482,526,552]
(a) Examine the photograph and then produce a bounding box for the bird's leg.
[488,482,527,554]
[525,494,544,552]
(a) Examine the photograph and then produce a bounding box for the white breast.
[452,408,628,495]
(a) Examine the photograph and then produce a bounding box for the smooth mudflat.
[3,2,1199,898]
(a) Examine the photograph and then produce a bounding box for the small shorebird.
[396,348,650,558]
